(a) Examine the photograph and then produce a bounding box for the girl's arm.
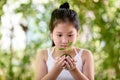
[35,50,66,80]
[66,50,94,80]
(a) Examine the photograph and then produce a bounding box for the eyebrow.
[56,32,62,33]
[68,31,73,33]
[56,31,73,34]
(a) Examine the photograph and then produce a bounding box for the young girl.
[35,2,94,80]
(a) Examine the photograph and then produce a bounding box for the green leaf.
[67,42,72,47]
[59,48,65,50]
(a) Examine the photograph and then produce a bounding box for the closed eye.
[57,34,62,37]
[68,35,73,37]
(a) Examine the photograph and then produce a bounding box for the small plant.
[59,41,72,58]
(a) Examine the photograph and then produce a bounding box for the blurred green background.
[0,0,120,80]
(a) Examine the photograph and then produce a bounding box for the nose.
[62,37,69,44]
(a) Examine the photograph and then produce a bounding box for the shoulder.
[76,48,93,62]
[76,48,93,57]
[36,49,48,61]
[82,49,93,58]
[36,49,48,56]
[36,47,54,61]
[82,49,93,64]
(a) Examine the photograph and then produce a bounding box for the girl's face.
[51,22,78,49]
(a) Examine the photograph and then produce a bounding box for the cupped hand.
[54,56,66,70]
[64,56,77,71]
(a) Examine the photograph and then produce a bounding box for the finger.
[71,57,77,62]
[58,56,65,64]
[73,59,77,63]
[66,56,77,70]
[68,56,74,62]
[55,57,59,60]
[69,57,77,66]
[61,61,66,67]
[68,57,77,70]
[55,55,65,62]
[65,61,71,70]
[62,65,67,69]
[68,57,77,64]
[61,56,66,67]
[55,57,61,63]
[66,56,74,67]
[57,56,66,69]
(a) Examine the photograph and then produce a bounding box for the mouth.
[61,45,67,48]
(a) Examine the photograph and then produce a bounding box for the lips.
[61,45,67,48]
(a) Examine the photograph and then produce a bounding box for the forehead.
[53,22,77,33]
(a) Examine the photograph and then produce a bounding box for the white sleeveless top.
[46,47,84,80]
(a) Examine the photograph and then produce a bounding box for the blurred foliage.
[0,0,120,80]
[0,0,7,23]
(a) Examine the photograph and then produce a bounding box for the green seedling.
[67,42,72,47]
[59,41,72,58]
[59,48,65,50]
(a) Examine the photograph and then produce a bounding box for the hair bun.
[59,2,69,9]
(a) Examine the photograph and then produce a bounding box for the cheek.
[53,35,61,44]
[69,36,77,43]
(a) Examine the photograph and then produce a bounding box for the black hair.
[49,2,80,46]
